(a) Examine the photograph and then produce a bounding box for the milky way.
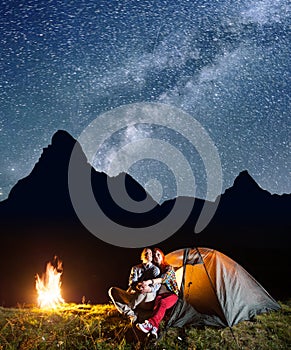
[0,0,290,201]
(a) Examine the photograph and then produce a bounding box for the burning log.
[35,256,65,309]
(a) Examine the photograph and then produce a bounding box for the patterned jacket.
[160,265,179,296]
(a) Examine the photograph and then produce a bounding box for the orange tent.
[165,247,280,327]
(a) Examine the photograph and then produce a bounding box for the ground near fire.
[0,301,290,350]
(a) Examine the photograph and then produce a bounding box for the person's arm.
[148,265,161,292]
[128,266,139,290]
[141,276,162,289]
[151,277,163,285]
[143,266,172,286]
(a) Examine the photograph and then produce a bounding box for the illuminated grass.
[0,301,290,349]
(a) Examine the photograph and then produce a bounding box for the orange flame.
[35,257,65,309]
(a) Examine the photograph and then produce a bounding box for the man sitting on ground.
[108,248,160,323]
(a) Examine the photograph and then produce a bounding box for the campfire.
[35,256,65,309]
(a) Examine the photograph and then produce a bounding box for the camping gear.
[165,247,280,328]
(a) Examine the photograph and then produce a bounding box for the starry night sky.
[0,0,290,202]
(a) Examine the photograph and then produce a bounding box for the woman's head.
[153,248,167,267]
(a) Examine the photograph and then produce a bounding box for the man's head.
[141,248,152,264]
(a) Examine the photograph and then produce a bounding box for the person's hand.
[137,282,152,293]
[142,280,151,286]
[138,285,152,293]
[136,282,143,291]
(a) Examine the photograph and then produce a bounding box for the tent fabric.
[167,297,226,328]
[165,247,280,328]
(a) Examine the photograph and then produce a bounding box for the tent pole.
[195,247,242,349]
[180,247,190,298]
[164,248,189,329]
[195,247,228,326]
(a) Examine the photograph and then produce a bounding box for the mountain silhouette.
[0,130,290,306]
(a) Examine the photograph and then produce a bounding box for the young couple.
[108,247,179,338]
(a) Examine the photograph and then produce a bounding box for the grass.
[0,301,290,349]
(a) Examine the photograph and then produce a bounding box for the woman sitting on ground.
[136,248,179,338]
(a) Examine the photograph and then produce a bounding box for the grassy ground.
[0,301,290,350]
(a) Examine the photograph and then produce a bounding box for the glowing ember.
[35,256,65,309]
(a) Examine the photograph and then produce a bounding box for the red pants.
[148,293,178,329]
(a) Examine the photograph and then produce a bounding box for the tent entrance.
[177,264,225,320]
